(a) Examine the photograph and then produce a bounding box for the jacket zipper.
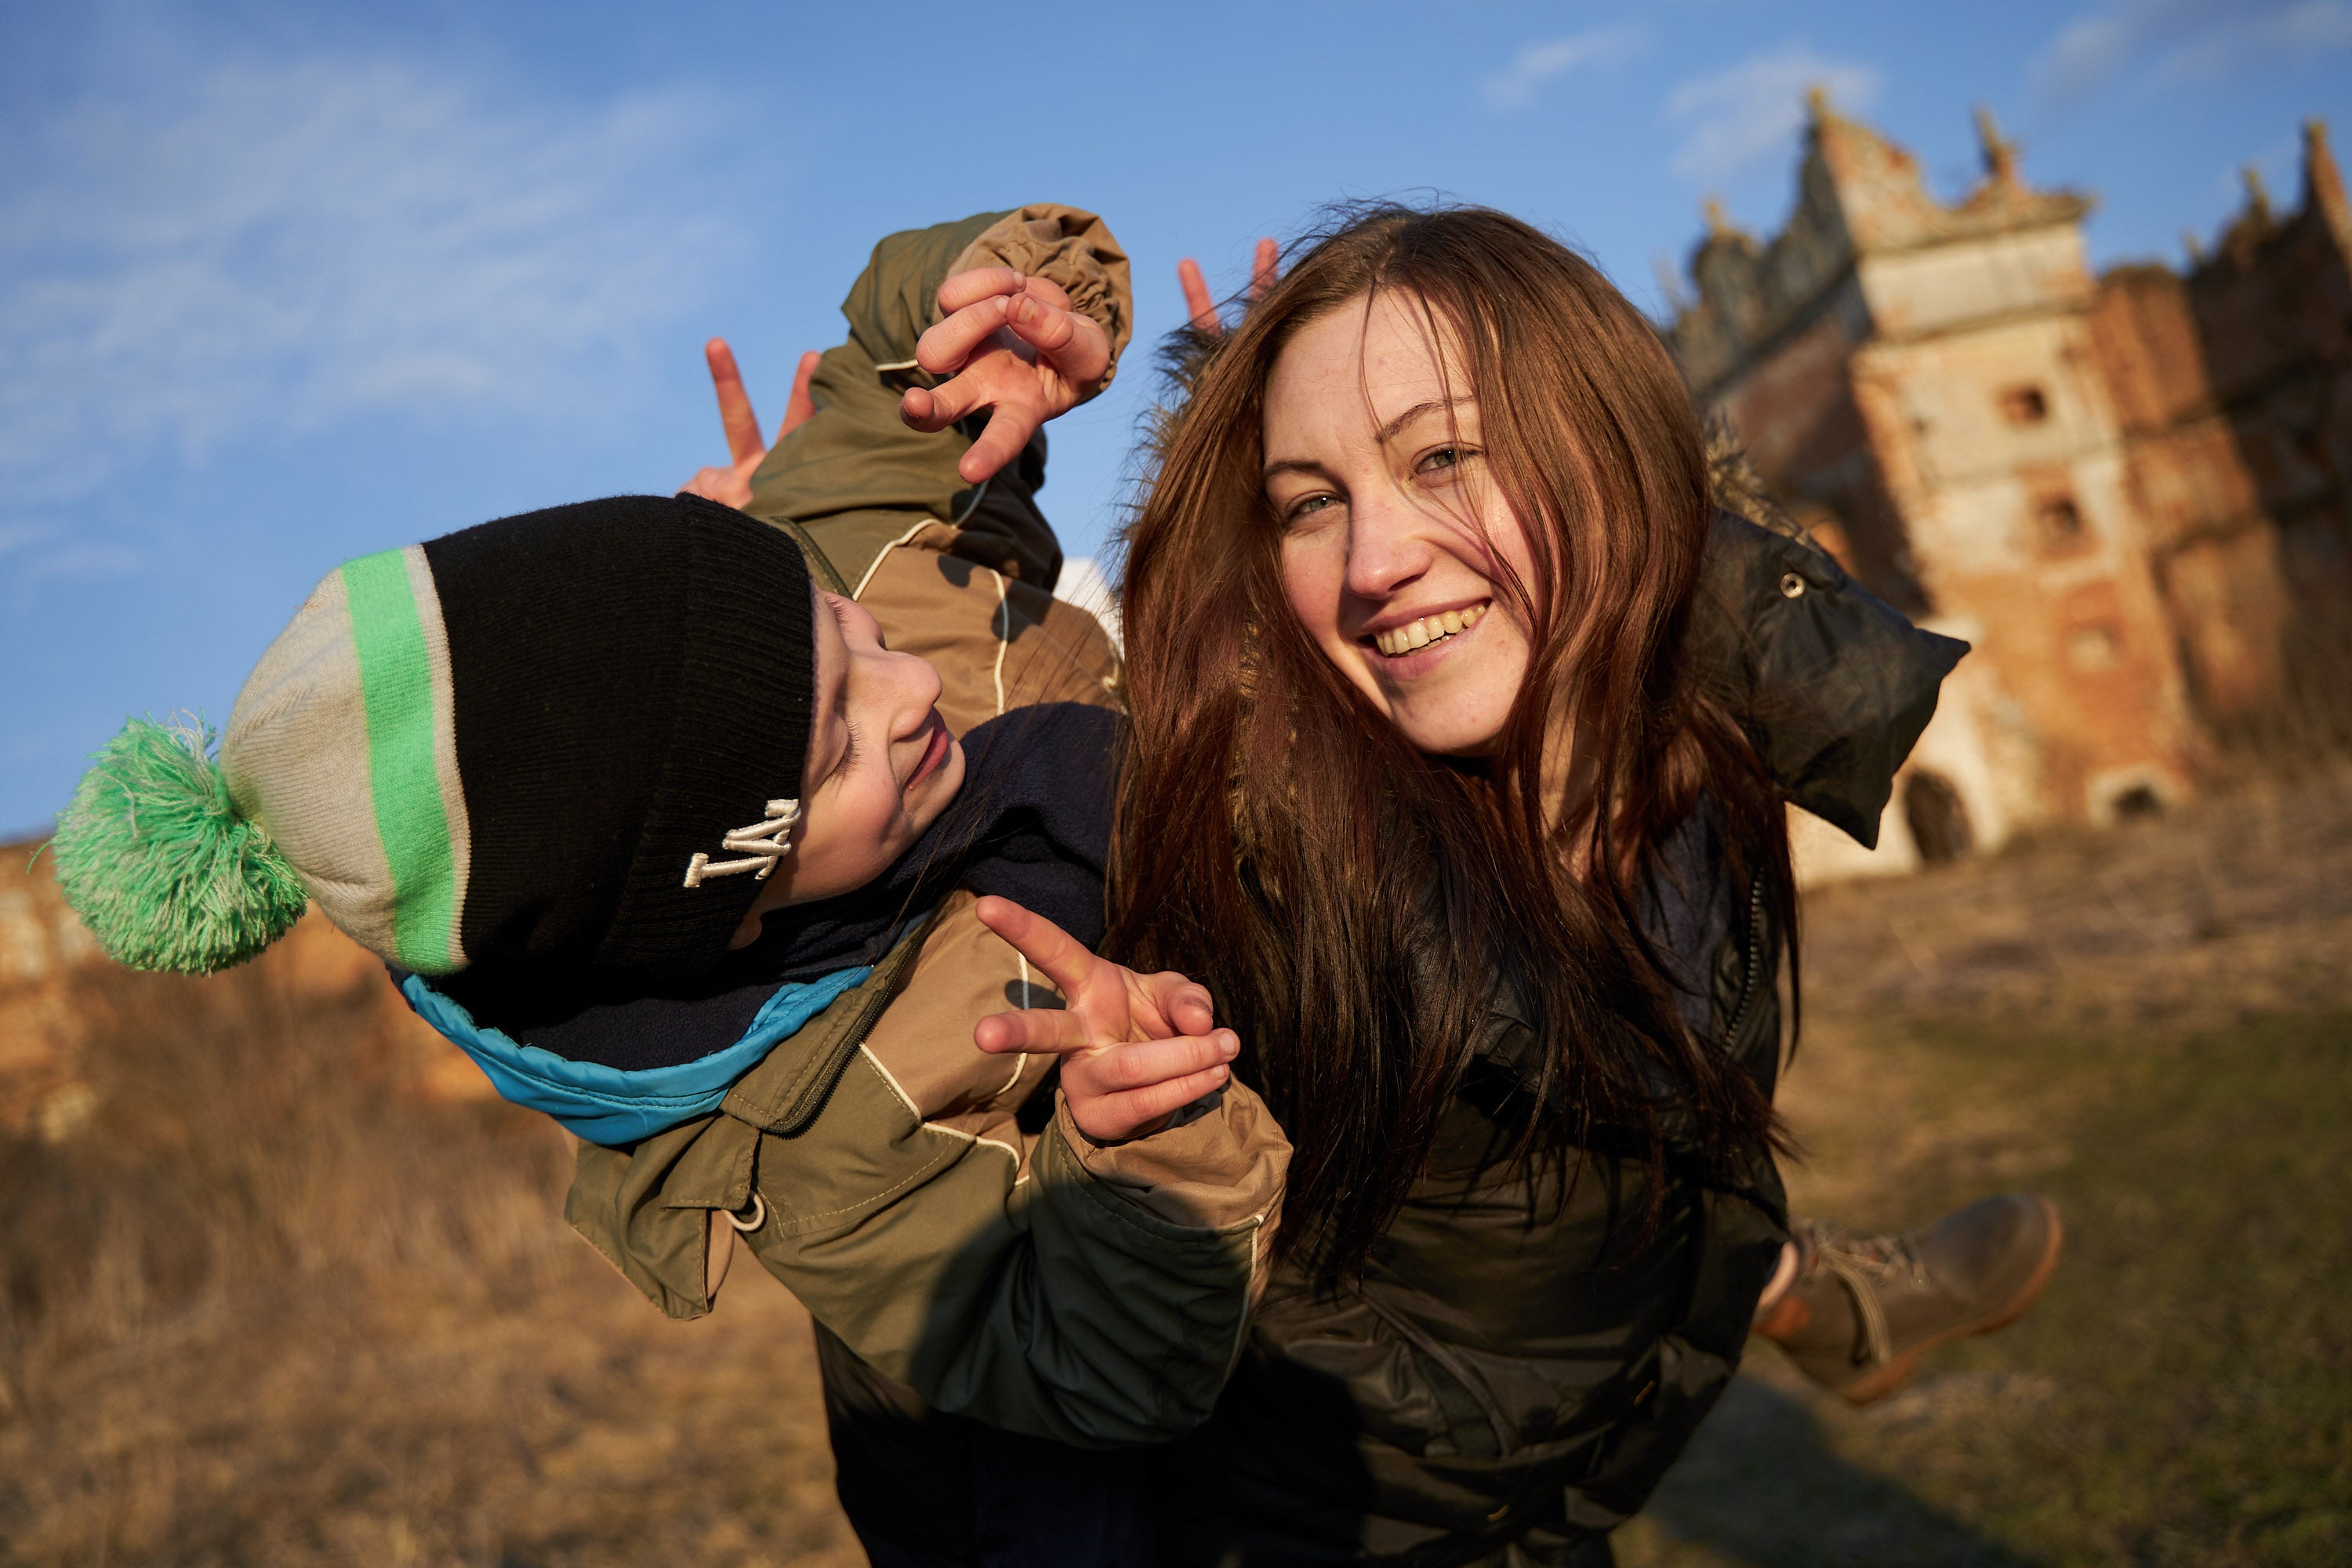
[1720,873,1769,1054]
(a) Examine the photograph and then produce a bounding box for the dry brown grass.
[0,956,860,1567]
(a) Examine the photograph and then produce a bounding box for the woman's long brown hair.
[1111,205,1795,1287]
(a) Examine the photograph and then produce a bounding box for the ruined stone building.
[1668,93,2352,877]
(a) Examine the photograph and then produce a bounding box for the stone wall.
[1671,99,2352,874]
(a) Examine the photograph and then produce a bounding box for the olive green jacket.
[566,208,1290,1450]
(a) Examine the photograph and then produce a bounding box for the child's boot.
[1754,1193,2063,1405]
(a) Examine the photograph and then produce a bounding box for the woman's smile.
[1365,599,1491,662]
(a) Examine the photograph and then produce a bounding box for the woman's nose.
[1344,489,1436,602]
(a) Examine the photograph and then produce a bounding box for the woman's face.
[1265,290,1535,757]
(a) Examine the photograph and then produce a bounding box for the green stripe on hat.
[401,545,472,971]
[342,547,461,974]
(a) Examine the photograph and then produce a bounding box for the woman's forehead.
[1266,292,1471,439]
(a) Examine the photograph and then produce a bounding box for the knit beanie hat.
[52,494,817,983]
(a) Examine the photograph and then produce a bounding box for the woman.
[679,205,2051,1566]
[1115,205,1812,1566]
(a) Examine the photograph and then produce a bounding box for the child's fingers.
[1131,969,1214,1038]
[780,349,821,437]
[1068,1064,1232,1145]
[1177,257,1221,333]
[974,1006,1093,1056]
[900,365,1004,436]
[1004,296,1109,389]
[898,382,955,434]
[973,896,1098,1003]
[1017,273,1075,313]
[705,339,765,465]
[1073,1030,1237,1094]
[677,463,753,510]
[957,404,1042,485]
[898,379,978,434]
[936,265,1027,316]
[1250,236,1281,299]
[915,295,1014,378]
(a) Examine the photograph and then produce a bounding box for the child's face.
[732,591,964,944]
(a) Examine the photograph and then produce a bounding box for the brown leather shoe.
[1754,1194,2063,1405]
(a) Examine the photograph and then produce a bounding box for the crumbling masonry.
[1670,93,2352,877]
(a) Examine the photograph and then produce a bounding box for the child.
[49,490,1287,1473]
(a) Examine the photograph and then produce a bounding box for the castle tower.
[1671,93,2199,851]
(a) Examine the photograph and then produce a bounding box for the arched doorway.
[1903,771,1975,866]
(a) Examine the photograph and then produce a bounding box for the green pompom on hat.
[50,716,310,973]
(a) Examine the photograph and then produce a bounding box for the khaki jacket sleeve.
[743,204,1132,597]
[564,896,1290,1448]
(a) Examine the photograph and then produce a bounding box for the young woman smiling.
[1113,206,1809,1566]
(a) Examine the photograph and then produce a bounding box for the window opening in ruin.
[1903,771,1974,866]
[2000,385,2049,423]
[2068,624,2121,671]
[2037,495,2085,550]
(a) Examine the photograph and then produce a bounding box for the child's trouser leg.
[813,1320,1159,1566]
[815,1320,978,1564]
[971,1430,1155,1566]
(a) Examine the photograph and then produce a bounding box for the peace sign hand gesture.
[1176,237,1281,334]
[971,896,1239,1145]
[900,269,1113,488]
[679,339,820,510]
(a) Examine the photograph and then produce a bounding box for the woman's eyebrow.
[1263,457,1330,481]
[1374,395,1474,445]
[1262,396,1479,481]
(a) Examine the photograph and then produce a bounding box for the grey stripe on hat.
[221,568,401,959]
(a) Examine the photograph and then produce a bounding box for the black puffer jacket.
[1152,514,1963,1566]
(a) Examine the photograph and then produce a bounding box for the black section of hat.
[421,494,815,988]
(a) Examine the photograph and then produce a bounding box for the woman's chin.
[1390,702,1510,760]
[1370,666,1519,759]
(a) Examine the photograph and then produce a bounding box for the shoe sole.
[1832,1196,2066,1407]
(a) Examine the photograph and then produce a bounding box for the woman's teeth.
[1374,603,1486,657]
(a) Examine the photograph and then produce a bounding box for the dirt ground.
[1619,764,2352,1568]
[3,767,2347,1566]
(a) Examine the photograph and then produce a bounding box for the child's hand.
[900,270,1112,488]
[677,340,819,509]
[1175,238,1280,334]
[971,895,1239,1145]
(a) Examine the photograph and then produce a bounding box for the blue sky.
[5,0,2349,837]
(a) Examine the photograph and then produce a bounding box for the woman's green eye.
[1287,494,1336,523]
[1418,447,1463,473]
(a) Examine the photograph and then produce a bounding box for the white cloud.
[0,524,57,566]
[0,521,142,611]
[1482,26,1647,113]
[1664,45,1882,187]
[2030,0,2352,106]
[0,50,742,507]
[16,542,143,585]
